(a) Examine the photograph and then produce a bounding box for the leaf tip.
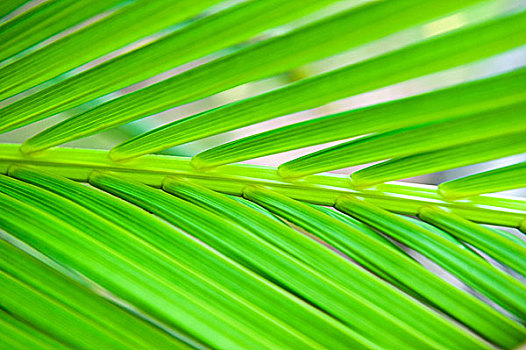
[19,141,39,155]
[349,173,375,190]
[276,164,301,179]
[437,184,462,201]
[107,148,130,162]
[190,155,211,170]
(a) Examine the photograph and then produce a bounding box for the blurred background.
[1,0,525,196]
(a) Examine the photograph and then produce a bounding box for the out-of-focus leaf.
[0,0,338,133]
[0,0,222,101]
[0,0,29,21]
[0,308,68,350]
[0,0,123,64]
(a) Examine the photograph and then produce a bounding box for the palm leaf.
[439,162,526,199]
[191,68,526,170]
[1,1,525,349]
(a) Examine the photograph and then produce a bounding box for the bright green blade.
[0,0,338,133]
[401,216,482,256]
[12,166,381,350]
[439,162,526,199]
[162,178,480,349]
[0,0,222,101]
[309,203,406,254]
[0,269,134,350]
[350,132,526,188]
[486,227,526,250]
[0,174,314,350]
[0,308,68,350]
[244,186,525,348]
[88,171,381,350]
[419,207,526,277]
[0,143,524,227]
[228,194,285,223]
[192,67,526,168]
[0,0,28,21]
[278,101,526,178]
[10,167,375,350]
[10,164,388,348]
[0,0,123,64]
[16,0,489,154]
[336,196,526,321]
[105,9,526,162]
[10,166,374,350]
[0,237,190,350]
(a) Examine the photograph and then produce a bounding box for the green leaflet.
[228,194,285,223]
[336,196,526,321]
[486,227,526,250]
[192,67,526,169]
[0,0,338,133]
[0,1,525,348]
[401,216,482,256]
[0,0,28,21]
[107,8,526,162]
[309,203,405,253]
[16,0,488,154]
[162,178,475,349]
[0,309,68,350]
[8,164,378,350]
[88,171,378,350]
[278,101,526,178]
[419,207,526,277]
[0,143,524,227]
[0,173,319,350]
[0,0,123,64]
[0,0,222,101]
[0,269,134,350]
[350,132,526,188]
[0,237,188,350]
[439,162,526,199]
[244,186,524,348]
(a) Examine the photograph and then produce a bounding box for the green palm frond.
[1,1,525,349]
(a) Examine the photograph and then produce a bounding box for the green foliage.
[419,207,526,276]
[337,197,526,320]
[0,1,525,349]
[0,0,337,133]
[439,162,526,199]
[0,0,223,101]
[0,0,123,64]
[193,67,526,170]
[278,101,526,178]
